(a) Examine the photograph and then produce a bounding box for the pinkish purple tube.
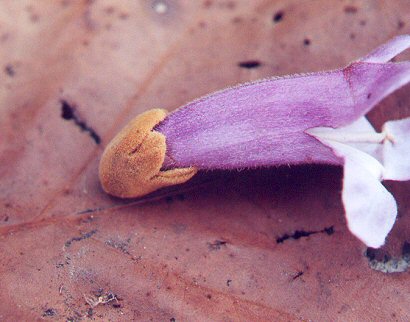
[154,35,410,248]
[156,36,410,170]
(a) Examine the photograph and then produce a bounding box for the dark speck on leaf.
[65,230,97,248]
[231,16,242,24]
[4,64,15,76]
[344,5,358,14]
[225,1,236,10]
[292,271,304,280]
[398,20,405,29]
[61,100,74,120]
[60,100,101,144]
[303,38,311,46]
[203,0,212,8]
[104,6,115,15]
[277,226,334,243]
[30,14,40,23]
[119,12,129,20]
[324,226,334,235]
[208,239,228,250]
[43,308,56,317]
[273,11,284,23]
[238,60,261,69]
[293,230,310,239]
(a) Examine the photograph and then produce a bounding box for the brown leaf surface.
[1,0,409,320]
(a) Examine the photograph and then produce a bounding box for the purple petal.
[359,35,410,63]
[156,37,410,170]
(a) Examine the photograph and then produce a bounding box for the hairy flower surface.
[155,35,410,248]
[101,36,410,248]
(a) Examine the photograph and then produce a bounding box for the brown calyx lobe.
[99,108,197,198]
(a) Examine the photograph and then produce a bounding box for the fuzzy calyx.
[99,108,197,198]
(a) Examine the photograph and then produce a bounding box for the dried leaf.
[1,1,409,320]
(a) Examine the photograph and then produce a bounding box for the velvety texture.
[99,109,197,198]
[154,36,410,248]
[156,36,410,170]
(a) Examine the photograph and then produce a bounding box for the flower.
[100,35,410,248]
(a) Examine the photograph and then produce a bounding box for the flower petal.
[359,35,410,63]
[316,140,397,248]
[383,117,410,181]
[306,117,384,163]
[342,147,397,248]
[341,61,410,126]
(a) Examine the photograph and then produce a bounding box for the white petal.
[336,117,384,162]
[339,143,397,248]
[345,116,375,132]
[383,117,410,181]
[306,120,384,178]
[308,137,397,248]
[328,141,384,179]
[306,117,383,162]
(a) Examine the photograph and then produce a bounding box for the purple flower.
[100,35,410,248]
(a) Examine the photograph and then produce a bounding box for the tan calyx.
[99,108,197,198]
